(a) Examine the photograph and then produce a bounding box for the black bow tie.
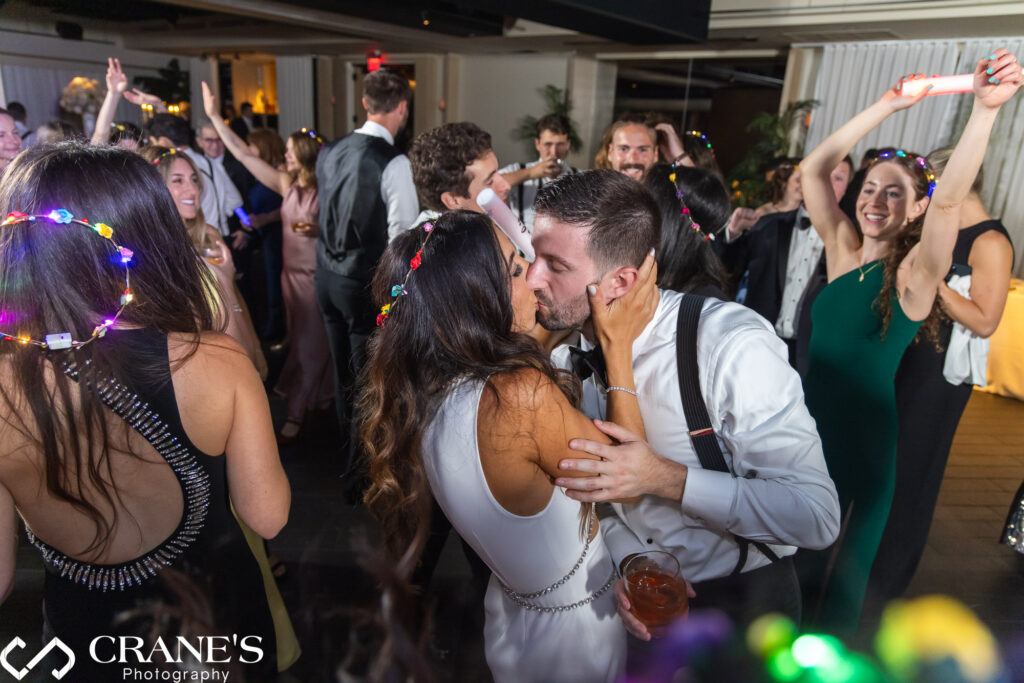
[568,345,607,386]
[797,215,813,230]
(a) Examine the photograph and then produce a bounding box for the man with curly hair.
[408,121,511,226]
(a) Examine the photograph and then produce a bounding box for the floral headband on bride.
[376,221,436,327]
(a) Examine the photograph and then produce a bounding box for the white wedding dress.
[422,378,627,683]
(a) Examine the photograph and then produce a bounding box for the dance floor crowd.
[0,48,1023,682]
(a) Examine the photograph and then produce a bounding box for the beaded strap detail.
[24,359,211,592]
[500,504,614,611]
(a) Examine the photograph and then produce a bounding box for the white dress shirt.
[552,289,839,583]
[354,121,419,243]
[184,148,242,237]
[411,208,440,229]
[775,207,824,339]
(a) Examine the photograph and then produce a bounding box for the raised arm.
[201,82,290,196]
[123,87,167,114]
[901,49,1022,320]
[802,76,930,278]
[589,250,658,441]
[91,58,128,146]
[501,160,560,188]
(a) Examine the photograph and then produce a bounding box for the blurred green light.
[768,649,802,681]
[792,635,839,669]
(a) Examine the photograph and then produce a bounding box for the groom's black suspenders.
[675,294,781,577]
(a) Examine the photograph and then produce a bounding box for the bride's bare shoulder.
[480,367,574,422]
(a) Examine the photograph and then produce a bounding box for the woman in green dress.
[796,48,1022,635]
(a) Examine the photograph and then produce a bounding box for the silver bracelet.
[605,386,639,397]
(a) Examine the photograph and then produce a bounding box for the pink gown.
[275,184,334,420]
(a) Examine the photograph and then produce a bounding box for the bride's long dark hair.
[359,211,579,579]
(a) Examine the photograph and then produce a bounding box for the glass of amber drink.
[624,551,688,628]
[202,244,225,265]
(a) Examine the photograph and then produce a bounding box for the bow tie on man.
[797,215,813,230]
[568,345,607,386]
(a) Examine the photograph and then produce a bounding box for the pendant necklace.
[858,260,881,282]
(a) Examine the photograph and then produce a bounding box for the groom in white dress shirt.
[525,170,840,637]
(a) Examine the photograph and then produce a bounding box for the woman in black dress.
[0,142,290,679]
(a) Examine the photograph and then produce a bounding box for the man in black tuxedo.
[721,157,852,375]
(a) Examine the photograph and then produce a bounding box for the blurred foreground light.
[748,613,797,658]
[876,595,1003,682]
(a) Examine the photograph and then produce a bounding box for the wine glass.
[624,551,688,629]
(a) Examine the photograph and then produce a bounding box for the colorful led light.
[0,210,134,350]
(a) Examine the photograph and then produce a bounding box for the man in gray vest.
[315,69,418,491]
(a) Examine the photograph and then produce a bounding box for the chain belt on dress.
[500,504,617,613]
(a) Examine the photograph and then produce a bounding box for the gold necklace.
[858,260,881,282]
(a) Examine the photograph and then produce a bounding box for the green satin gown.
[801,260,922,635]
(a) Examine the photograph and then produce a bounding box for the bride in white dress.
[360,210,657,682]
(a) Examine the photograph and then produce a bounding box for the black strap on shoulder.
[676,294,730,472]
[675,294,780,576]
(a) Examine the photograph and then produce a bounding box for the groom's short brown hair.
[534,169,660,273]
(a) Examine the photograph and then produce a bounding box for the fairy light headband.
[151,148,178,165]
[872,149,936,198]
[684,130,713,150]
[668,164,715,242]
[0,210,134,350]
[296,128,324,147]
[376,222,435,327]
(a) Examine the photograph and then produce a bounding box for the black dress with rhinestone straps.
[25,329,277,681]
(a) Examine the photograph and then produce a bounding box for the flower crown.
[0,210,134,350]
[297,127,325,147]
[376,222,436,327]
[872,148,937,198]
[668,164,715,242]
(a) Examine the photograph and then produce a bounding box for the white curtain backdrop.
[1,63,143,134]
[275,56,315,140]
[804,38,1024,275]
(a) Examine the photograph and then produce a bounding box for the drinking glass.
[202,244,225,265]
[623,551,688,628]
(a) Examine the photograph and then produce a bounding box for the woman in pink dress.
[202,83,333,443]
